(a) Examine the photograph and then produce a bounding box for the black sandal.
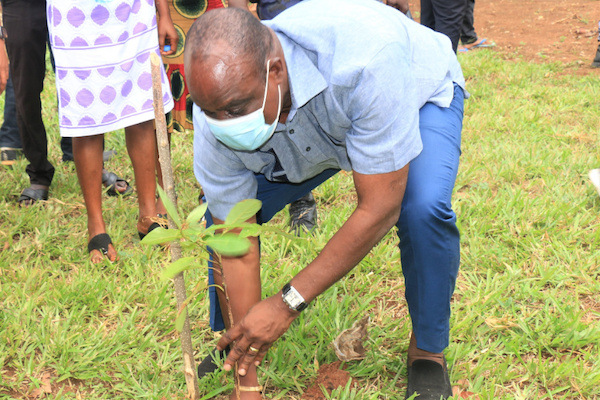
[102,170,133,197]
[88,233,113,256]
[138,222,162,240]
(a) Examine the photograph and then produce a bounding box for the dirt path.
[411,0,600,71]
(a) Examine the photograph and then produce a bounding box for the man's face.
[186,44,282,126]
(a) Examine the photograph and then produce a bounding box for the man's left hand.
[217,294,298,376]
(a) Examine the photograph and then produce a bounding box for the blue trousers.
[207,85,464,353]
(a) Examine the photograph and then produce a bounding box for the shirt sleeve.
[345,42,423,175]
[193,105,258,221]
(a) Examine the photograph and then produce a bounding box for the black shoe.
[0,147,22,167]
[197,346,230,379]
[592,44,600,68]
[289,192,318,235]
[406,358,453,400]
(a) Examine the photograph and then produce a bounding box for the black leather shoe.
[289,191,318,235]
[406,358,452,400]
[197,346,230,379]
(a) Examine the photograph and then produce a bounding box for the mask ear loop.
[261,59,271,110]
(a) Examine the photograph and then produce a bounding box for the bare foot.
[89,243,118,263]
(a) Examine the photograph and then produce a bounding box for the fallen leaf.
[452,386,480,399]
[332,317,369,361]
[31,372,52,398]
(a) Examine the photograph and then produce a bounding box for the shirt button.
[289,129,295,134]
[306,147,311,152]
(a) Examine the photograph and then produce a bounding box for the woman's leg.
[73,133,118,263]
[125,120,159,235]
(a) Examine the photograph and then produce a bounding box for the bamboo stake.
[150,52,200,400]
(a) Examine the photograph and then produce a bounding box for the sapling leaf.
[224,199,262,225]
[205,234,251,256]
[140,227,182,245]
[157,186,182,228]
[186,203,208,225]
[160,257,198,280]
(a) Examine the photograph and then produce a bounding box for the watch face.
[285,287,304,308]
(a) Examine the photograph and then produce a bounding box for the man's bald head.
[185,8,273,79]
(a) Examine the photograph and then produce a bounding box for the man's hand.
[217,294,298,376]
[384,0,410,14]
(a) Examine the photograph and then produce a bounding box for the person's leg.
[398,84,463,400]
[419,0,435,34]
[125,120,159,236]
[4,0,55,192]
[72,134,118,263]
[459,0,477,45]
[0,73,23,166]
[0,73,22,148]
[428,0,468,52]
[398,84,464,355]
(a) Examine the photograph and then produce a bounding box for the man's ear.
[269,57,286,85]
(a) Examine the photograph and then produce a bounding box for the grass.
[1,50,600,399]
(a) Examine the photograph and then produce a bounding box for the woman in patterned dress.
[47,0,178,263]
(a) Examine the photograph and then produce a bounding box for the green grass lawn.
[1,50,599,399]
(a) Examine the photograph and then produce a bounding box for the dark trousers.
[3,0,54,186]
[420,0,468,53]
[0,73,21,149]
[459,0,477,44]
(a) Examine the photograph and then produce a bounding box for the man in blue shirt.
[185,0,466,398]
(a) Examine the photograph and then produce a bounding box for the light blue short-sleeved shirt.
[193,0,466,221]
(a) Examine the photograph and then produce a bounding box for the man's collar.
[276,33,327,121]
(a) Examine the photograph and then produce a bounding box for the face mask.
[204,60,282,151]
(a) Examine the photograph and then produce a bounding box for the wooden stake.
[150,52,200,400]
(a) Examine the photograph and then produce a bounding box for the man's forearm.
[288,167,408,306]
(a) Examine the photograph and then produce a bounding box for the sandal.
[88,233,113,258]
[18,187,49,207]
[138,222,163,240]
[102,169,133,197]
[463,38,495,49]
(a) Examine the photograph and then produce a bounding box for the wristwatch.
[281,282,308,312]
[0,27,7,40]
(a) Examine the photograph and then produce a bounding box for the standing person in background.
[458,0,495,52]
[420,0,467,52]
[592,20,600,67]
[2,0,58,204]
[46,0,177,262]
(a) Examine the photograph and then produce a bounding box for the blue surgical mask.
[205,60,282,151]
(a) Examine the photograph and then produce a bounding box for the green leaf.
[160,257,198,280]
[186,203,208,225]
[175,307,187,332]
[205,234,251,256]
[224,199,262,225]
[140,227,182,245]
[157,186,182,228]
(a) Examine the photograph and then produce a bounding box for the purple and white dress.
[47,0,174,137]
